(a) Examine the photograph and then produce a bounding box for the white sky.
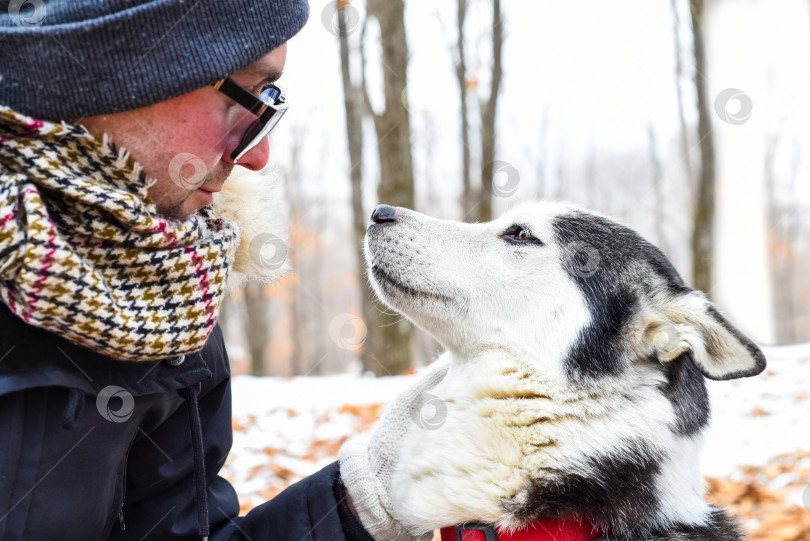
[277,0,686,204]
[267,0,810,344]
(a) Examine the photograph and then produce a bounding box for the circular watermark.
[168,153,208,191]
[8,0,46,28]
[96,385,134,423]
[321,1,361,37]
[410,392,447,430]
[803,484,810,512]
[400,86,410,112]
[563,241,601,279]
[329,313,367,351]
[714,88,753,125]
[653,324,680,356]
[487,161,520,198]
[248,232,288,269]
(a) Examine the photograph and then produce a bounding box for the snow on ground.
[223,344,810,525]
[703,342,810,517]
[224,373,415,511]
[704,343,810,478]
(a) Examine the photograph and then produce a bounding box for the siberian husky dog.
[364,201,765,540]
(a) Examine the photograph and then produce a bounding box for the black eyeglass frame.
[213,77,288,163]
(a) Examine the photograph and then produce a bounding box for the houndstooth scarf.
[0,106,240,362]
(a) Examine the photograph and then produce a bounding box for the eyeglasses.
[213,77,288,163]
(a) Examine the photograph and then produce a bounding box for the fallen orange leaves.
[338,403,383,433]
[706,450,810,541]
[301,438,347,462]
[748,407,771,417]
[232,414,257,433]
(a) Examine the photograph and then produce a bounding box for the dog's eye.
[500,225,542,245]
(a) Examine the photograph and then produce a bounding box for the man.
[0,1,445,540]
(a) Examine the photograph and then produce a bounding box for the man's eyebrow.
[248,67,284,85]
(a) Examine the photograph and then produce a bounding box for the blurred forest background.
[218,0,810,378]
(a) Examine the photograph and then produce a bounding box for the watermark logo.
[410,392,447,430]
[803,484,810,512]
[0,345,14,363]
[329,313,367,351]
[714,88,753,125]
[8,0,46,28]
[96,385,134,423]
[487,161,520,198]
[400,86,410,112]
[168,153,208,191]
[248,233,288,269]
[563,241,601,279]
[321,1,361,37]
[653,323,681,357]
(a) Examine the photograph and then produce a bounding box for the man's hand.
[339,358,450,541]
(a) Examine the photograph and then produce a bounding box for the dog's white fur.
[364,201,763,536]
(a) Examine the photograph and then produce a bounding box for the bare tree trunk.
[478,0,503,222]
[364,0,414,376]
[765,135,799,344]
[285,127,305,375]
[455,0,474,219]
[367,0,415,209]
[308,198,327,375]
[337,1,379,374]
[585,139,597,209]
[671,0,695,198]
[216,291,243,370]
[243,281,270,376]
[648,125,669,255]
[689,0,715,295]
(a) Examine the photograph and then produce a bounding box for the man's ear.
[643,290,767,380]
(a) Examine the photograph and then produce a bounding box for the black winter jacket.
[0,301,373,541]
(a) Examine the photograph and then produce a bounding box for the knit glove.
[339,357,451,541]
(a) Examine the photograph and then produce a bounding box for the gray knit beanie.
[0,0,309,120]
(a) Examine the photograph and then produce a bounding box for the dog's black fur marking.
[598,506,744,540]
[507,443,664,535]
[552,212,685,383]
[545,211,750,539]
[562,288,637,380]
[552,212,714,436]
[552,214,638,380]
[511,448,745,540]
[658,352,710,436]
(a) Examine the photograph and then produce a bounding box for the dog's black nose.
[370,204,397,225]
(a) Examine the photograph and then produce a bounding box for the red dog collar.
[440,516,603,541]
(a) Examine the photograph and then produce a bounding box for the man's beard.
[159,198,191,220]
[153,165,232,220]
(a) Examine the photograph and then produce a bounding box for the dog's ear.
[643,290,766,380]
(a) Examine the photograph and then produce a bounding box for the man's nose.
[225,135,270,171]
